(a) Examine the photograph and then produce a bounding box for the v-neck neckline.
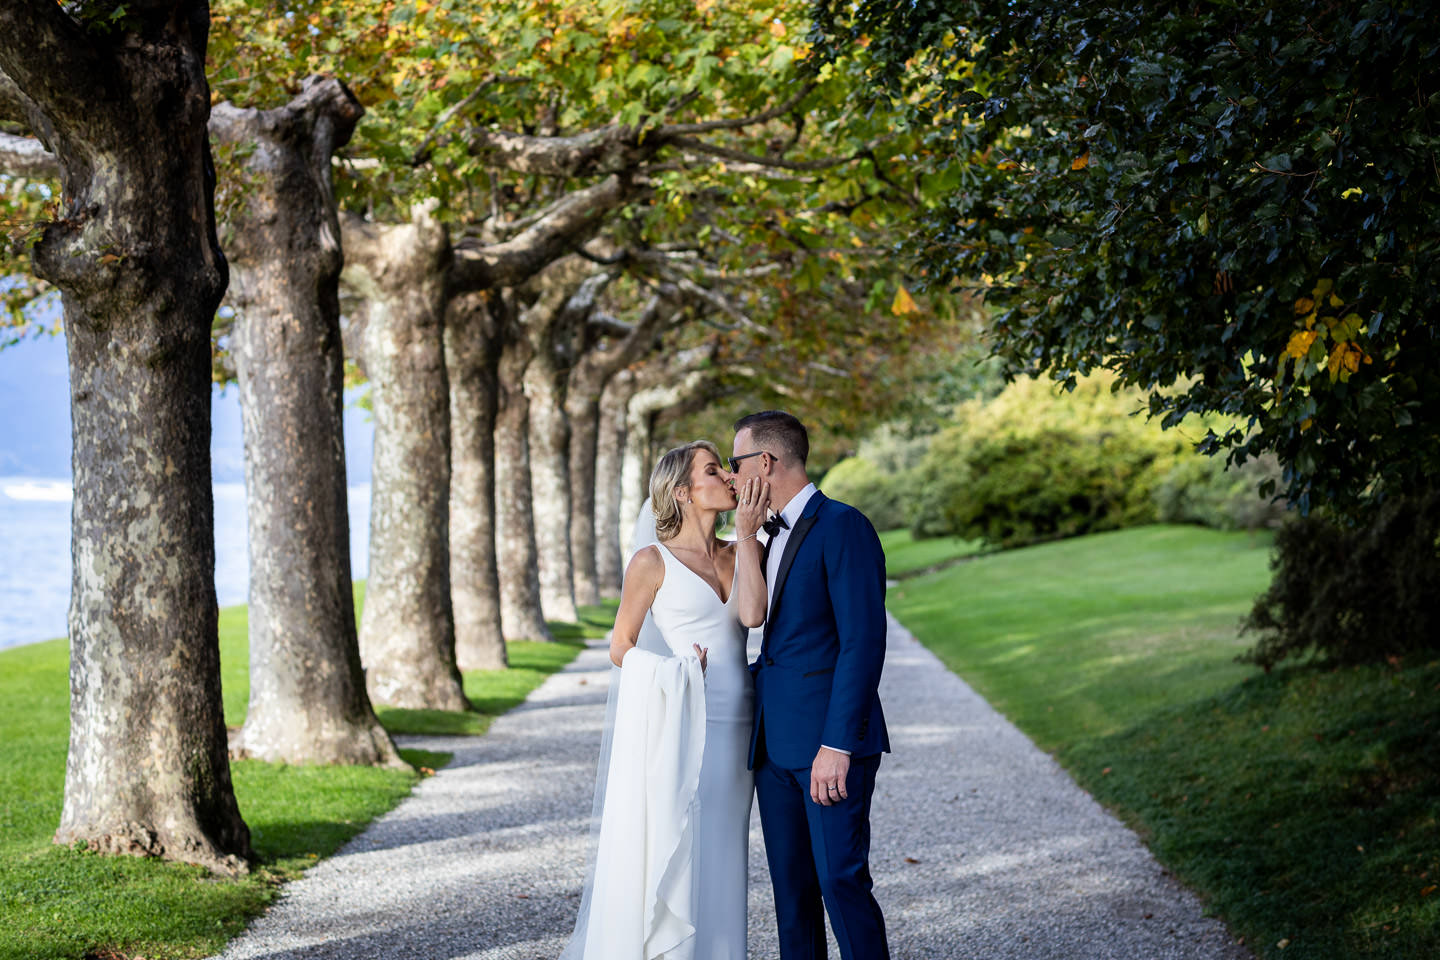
[657,541,736,606]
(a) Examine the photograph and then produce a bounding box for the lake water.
[0,477,371,650]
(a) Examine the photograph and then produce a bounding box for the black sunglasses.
[728,450,770,473]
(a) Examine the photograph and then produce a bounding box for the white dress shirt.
[764,482,817,609]
[762,483,849,756]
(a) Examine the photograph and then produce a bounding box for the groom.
[731,410,890,960]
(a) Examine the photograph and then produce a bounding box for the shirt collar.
[776,482,817,530]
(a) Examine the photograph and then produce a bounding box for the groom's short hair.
[734,410,809,467]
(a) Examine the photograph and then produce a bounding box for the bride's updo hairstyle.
[649,440,722,542]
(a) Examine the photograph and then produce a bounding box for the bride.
[562,440,771,960]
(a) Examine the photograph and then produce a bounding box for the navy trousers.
[755,750,889,960]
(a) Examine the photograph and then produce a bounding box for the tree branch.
[0,1,110,137]
[467,125,653,178]
[450,175,630,292]
[662,82,817,136]
[0,130,58,178]
[667,134,886,172]
[410,74,529,166]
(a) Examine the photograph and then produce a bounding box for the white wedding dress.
[562,520,754,960]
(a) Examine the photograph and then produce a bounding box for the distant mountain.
[0,332,373,483]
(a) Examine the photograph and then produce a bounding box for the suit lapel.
[766,491,826,636]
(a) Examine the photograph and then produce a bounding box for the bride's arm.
[609,546,664,667]
[734,478,769,628]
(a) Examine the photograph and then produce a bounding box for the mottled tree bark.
[566,294,673,603]
[0,0,252,873]
[341,204,469,711]
[211,77,404,768]
[595,368,637,595]
[445,290,507,670]
[566,394,605,606]
[494,288,553,642]
[525,268,611,623]
[620,355,717,556]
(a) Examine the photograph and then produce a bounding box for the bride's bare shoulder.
[624,543,665,587]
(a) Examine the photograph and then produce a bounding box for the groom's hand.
[810,747,850,806]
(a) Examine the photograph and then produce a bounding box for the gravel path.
[214,614,1249,960]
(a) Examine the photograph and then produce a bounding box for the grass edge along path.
[0,593,612,960]
[886,525,1439,960]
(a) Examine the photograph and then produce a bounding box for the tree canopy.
[813,0,1440,514]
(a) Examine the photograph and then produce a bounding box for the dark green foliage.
[1242,492,1440,669]
[813,0,1440,516]
[1154,451,1290,532]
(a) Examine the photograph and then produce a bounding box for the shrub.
[909,372,1188,547]
[820,456,912,532]
[1154,452,1290,532]
[1241,491,1440,669]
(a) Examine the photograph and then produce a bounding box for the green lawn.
[887,524,1440,960]
[878,528,983,578]
[0,593,609,960]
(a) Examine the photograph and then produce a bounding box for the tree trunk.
[565,291,674,603]
[621,403,658,559]
[620,362,718,556]
[524,267,608,623]
[566,390,604,605]
[445,290,508,670]
[0,2,252,873]
[526,350,580,623]
[494,290,554,642]
[212,78,404,768]
[595,368,637,595]
[340,205,468,711]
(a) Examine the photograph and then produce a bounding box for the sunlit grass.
[0,587,608,960]
[888,524,1439,959]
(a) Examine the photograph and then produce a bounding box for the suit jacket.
[748,490,890,770]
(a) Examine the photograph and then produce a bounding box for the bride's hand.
[735,477,769,540]
[693,643,708,675]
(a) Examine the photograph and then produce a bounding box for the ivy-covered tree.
[814,0,1440,514]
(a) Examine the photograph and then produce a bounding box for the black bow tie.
[762,513,790,538]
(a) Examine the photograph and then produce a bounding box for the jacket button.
[765,656,774,666]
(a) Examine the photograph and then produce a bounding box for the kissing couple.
[562,410,891,960]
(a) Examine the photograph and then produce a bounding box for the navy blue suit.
[750,491,890,960]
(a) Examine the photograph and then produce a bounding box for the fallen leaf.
[1071,150,1090,170]
[903,856,921,864]
[1277,938,1290,949]
[1101,767,1112,775]
[1422,885,1437,898]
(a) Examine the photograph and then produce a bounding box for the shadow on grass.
[1067,657,1440,960]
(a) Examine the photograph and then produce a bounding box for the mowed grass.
[878,528,982,578]
[887,524,1440,959]
[0,590,608,960]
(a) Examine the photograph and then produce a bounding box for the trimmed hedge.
[908,373,1188,547]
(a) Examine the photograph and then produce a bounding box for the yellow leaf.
[1327,342,1346,381]
[1329,293,1343,308]
[1070,150,1090,170]
[769,20,786,38]
[891,285,919,316]
[1284,329,1317,359]
[1312,278,1334,300]
[1300,418,1313,432]
[1293,297,1315,315]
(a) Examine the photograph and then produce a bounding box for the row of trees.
[0,0,967,874]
